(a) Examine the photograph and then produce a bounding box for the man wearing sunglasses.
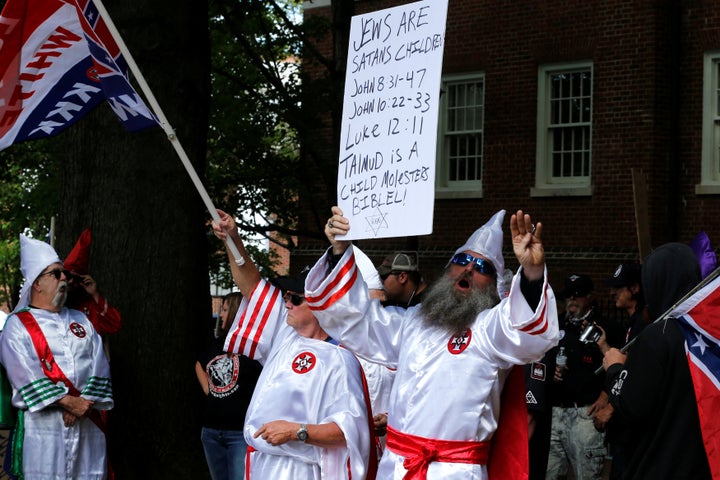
[376,252,427,308]
[0,235,113,479]
[306,207,559,480]
[212,210,374,480]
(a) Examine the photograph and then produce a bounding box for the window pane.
[716,60,720,115]
[442,77,484,185]
[448,84,457,108]
[547,68,592,180]
[550,99,560,124]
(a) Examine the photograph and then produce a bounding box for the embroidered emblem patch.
[526,390,538,404]
[207,354,240,395]
[530,362,546,381]
[69,322,87,338]
[448,328,472,354]
[292,351,317,374]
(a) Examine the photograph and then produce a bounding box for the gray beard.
[51,282,67,308]
[419,272,501,333]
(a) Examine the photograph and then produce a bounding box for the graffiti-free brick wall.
[292,0,720,294]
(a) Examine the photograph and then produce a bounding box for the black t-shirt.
[525,350,555,414]
[551,308,619,406]
[198,338,263,430]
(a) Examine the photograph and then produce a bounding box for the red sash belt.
[386,425,490,479]
[245,445,256,479]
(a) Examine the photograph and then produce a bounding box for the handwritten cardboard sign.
[337,0,448,240]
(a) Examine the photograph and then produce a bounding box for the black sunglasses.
[450,253,496,276]
[283,292,305,306]
[39,268,70,280]
[379,272,400,281]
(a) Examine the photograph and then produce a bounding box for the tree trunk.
[56,0,211,477]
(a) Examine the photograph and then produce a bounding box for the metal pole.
[91,0,245,265]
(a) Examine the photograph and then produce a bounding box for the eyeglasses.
[450,253,496,277]
[379,272,400,282]
[39,268,69,280]
[283,292,305,306]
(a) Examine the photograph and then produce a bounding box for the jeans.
[546,406,607,480]
[201,427,248,480]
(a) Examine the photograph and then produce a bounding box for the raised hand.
[510,210,544,281]
[325,206,352,255]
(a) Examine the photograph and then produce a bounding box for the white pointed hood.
[452,210,506,296]
[16,234,62,311]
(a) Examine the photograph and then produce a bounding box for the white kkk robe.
[305,246,559,480]
[0,307,113,480]
[223,279,372,480]
[359,358,394,420]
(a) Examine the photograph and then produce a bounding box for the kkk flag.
[672,272,720,478]
[0,0,159,151]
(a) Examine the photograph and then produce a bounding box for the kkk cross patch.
[292,351,317,374]
[447,328,472,354]
[530,362,546,381]
[69,322,87,338]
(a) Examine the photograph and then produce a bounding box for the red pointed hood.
[64,228,91,275]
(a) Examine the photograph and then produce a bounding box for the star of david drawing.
[292,351,317,374]
[364,208,389,236]
[69,322,87,338]
[447,328,472,355]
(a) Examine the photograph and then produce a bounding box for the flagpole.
[91,0,245,265]
[595,264,720,374]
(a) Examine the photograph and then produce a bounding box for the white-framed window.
[696,52,720,195]
[532,62,593,197]
[435,72,485,198]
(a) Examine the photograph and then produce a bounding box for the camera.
[579,324,602,344]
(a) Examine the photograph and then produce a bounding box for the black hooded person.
[602,243,712,480]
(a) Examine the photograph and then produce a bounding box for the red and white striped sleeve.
[223,279,285,362]
[306,247,360,312]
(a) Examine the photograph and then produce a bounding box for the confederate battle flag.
[0,0,158,151]
[672,270,720,478]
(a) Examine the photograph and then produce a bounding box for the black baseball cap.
[558,274,594,299]
[606,263,641,288]
[272,265,311,293]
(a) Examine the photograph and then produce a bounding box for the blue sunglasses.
[450,253,496,276]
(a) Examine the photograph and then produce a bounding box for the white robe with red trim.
[0,307,112,480]
[223,279,371,480]
[305,246,559,480]
[359,358,395,420]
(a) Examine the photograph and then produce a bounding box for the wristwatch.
[296,423,309,442]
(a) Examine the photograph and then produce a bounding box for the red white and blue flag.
[672,272,720,478]
[0,0,159,151]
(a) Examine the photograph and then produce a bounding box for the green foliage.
[0,140,59,308]
[206,0,337,288]
[0,0,341,293]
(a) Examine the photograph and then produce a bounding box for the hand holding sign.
[325,206,352,255]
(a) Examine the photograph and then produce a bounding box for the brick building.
[290,0,720,297]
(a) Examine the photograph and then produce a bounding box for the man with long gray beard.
[0,235,112,479]
[305,207,559,480]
